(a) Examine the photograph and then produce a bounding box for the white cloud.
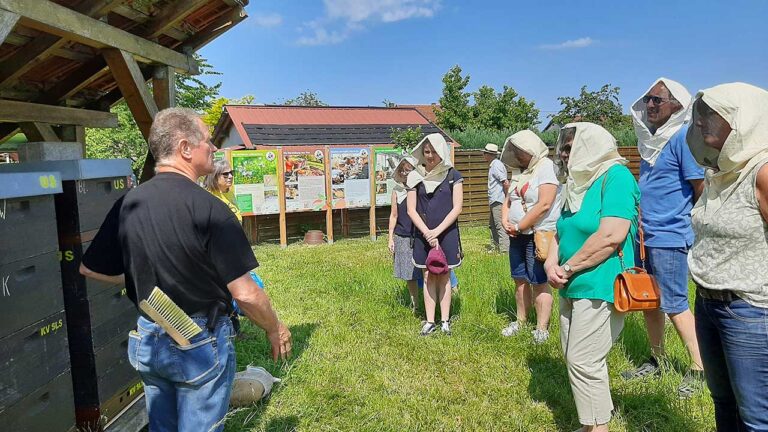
[251,12,283,28]
[539,37,596,50]
[297,0,440,46]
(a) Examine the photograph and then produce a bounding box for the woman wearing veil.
[407,133,463,336]
[686,82,768,431]
[387,155,420,311]
[544,123,639,432]
[499,130,561,344]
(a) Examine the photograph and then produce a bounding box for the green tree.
[281,91,327,106]
[549,84,628,128]
[390,126,423,152]
[86,103,147,174]
[175,54,222,111]
[435,65,471,131]
[202,94,255,132]
[382,99,396,108]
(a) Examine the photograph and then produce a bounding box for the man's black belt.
[697,285,740,302]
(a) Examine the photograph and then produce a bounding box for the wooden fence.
[242,147,641,244]
[453,147,641,226]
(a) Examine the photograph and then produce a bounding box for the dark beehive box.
[0,251,63,339]
[0,311,69,410]
[0,171,64,338]
[0,370,76,432]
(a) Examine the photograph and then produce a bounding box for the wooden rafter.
[0,0,124,88]
[0,0,199,74]
[182,7,246,52]
[0,99,118,127]
[152,65,176,110]
[141,0,208,39]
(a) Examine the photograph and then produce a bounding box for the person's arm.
[502,179,510,195]
[690,179,704,202]
[80,197,126,285]
[562,217,631,274]
[426,182,463,241]
[517,184,557,232]
[227,273,291,361]
[407,189,431,239]
[500,192,514,235]
[544,234,568,289]
[79,264,124,285]
[388,191,398,254]
[756,164,768,223]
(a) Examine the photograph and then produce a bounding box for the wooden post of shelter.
[324,146,334,244]
[278,148,288,248]
[369,145,377,240]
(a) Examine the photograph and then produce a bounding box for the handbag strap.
[600,175,645,271]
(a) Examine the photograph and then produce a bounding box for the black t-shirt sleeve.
[82,196,125,276]
[208,205,259,285]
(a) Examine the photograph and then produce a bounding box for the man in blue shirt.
[484,143,509,253]
[623,78,705,399]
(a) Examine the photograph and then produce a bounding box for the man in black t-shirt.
[80,108,291,432]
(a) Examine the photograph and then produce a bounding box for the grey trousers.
[559,297,625,426]
[489,202,509,252]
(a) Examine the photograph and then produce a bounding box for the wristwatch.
[562,263,573,274]
[513,223,519,232]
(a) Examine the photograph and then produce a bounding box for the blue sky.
[198,0,768,126]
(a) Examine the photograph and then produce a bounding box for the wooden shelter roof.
[0,0,249,143]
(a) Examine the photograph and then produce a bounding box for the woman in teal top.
[545,123,639,432]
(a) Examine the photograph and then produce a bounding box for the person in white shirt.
[499,130,561,344]
[484,143,510,253]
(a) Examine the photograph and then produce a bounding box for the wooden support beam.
[59,125,85,143]
[0,0,199,74]
[0,9,19,45]
[38,57,109,104]
[181,7,246,52]
[152,65,176,110]
[0,99,118,127]
[102,48,157,138]
[141,0,208,39]
[0,1,123,89]
[102,48,158,182]
[19,122,59,142]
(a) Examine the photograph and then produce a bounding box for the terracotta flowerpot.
[303,230,325,245]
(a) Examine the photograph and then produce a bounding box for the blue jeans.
[128,316,236,432]
[695,294,768,432]
[642,246,691,314]
[508,234,547,285]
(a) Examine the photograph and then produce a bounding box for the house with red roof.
[211,105,457,150]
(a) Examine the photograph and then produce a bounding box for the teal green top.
[556,164,640,303]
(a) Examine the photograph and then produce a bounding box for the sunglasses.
[221,171,233,177]
[642,95,673,105]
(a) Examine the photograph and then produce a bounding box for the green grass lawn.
[224,226,715,432]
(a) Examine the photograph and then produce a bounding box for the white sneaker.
[501,321,523,337]
[532,329,549,344]
[441,320,451,335]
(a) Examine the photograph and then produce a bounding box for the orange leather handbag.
[613,209,661,313]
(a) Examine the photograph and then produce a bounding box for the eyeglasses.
[642,95,674,105]
[221,171,233,177]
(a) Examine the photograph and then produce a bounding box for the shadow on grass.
[613,388,708,432]
[264,415,299,432]
[526,351,578,431]
[226,323,317,431]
